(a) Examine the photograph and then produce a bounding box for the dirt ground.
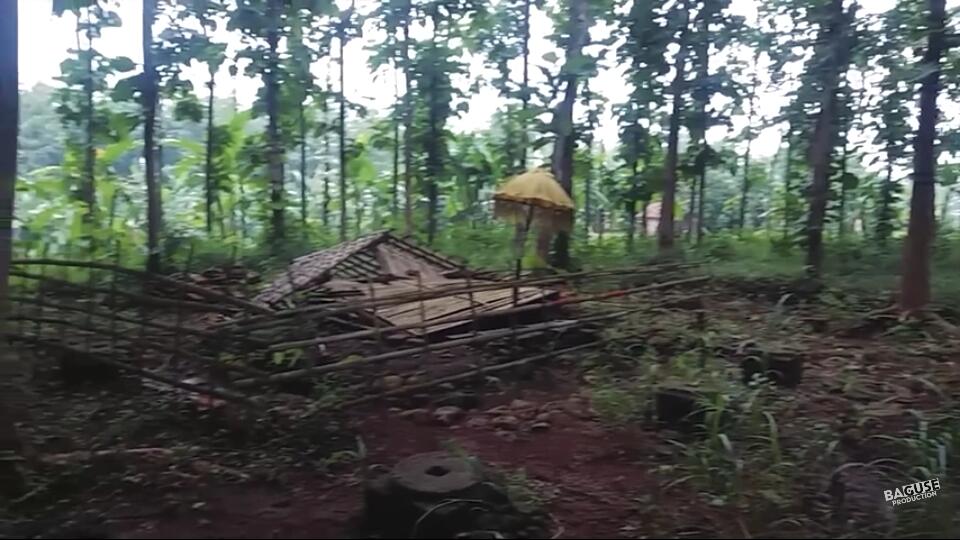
[3,276,960,539]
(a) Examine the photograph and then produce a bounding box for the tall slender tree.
[265,0,285,242]
[401,2,415,235]
[333,2,360,241]
[737,48,760,231]
[803,0,856,277]
[901,0,949,312]
[549,0,593,267]
[53,1,134,228]
[658,2,690,253]
[475,0,543,174]
[143,0,161,272]
[337,8,349,241]
[0,0,23,498]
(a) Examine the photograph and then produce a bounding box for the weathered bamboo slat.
[12,258,273,314]
[233,307,645,388]
[7,314,266,377]
[7,295,262,345]
[10,270,241,314]
[9,334,258,407]
[337,341,599,408]
[263,275,709,352]
[216,264,699,333]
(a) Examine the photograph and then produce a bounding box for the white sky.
[15,0,953,164]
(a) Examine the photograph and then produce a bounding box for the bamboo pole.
[217,263,700,333]
[8,314,266,377]
[10,334,258,407]
[10,270,241,314]
[11,258,273,314]
[264,276,709,352]
[7,295,263,344]
[233,307,647,388]
[338,341,598,408]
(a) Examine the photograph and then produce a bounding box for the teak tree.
[901,0,949,312]
[0,0,24,498]
[803,0,856,278]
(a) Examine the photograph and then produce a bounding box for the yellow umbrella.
[492,168,575,291]
[493,168,575,235]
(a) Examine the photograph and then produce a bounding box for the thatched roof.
[255,231,465,306]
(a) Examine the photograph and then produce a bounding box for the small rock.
[399,408,432,424]
[539,401,564,413]
[199,518,212,527]
[438,382,456,391]
[433,406,465,425]
[382,375,404,390]
[410,393,433,407]
[530,421,550,432]
[465,416,490,429]
[368,463,389,475]
[485,405,511,416]
[492,415,521,430]
[494,430,517,442]
[437,391,481,410]
[510,399,536,410]
[535,412,553,423]
[191,502,207,511]
[405,375,422,386]
[387,407,402,413]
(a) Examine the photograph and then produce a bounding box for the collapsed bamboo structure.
[5,253,710,414]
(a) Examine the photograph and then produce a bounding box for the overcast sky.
[17,0,954,165]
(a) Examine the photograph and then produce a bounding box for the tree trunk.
[299,99,308,227]
[82,18,96,222]
[392,63,400,220]
[658,12,689,253]
[696,165,706,245]
[901,0,946,312]
[838,140,849,237]
[738,52,759,232]
[598,209,605,244]
[519,0,531,169]
[204,67,216,236]
[143,0,161,273]
[626,161,638,254]
[941,188,952,228]
[0,0,24,498]
[782,138,793,242]
[401,18,414,236]
[322,78,331,228]
[686,177,696,242]
[266,0,284,243]
[694,7,709,246]
[641,201,648,237]
[805,0,851,278]
[584,138,592,239]
[338,31,348,242]
[738,141,752,232]
[550,0,589,268]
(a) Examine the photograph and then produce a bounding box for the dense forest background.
[9,0,960,310]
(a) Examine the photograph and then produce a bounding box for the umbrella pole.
[514,205,535,307]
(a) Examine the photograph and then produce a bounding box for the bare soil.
[4,277,959,539]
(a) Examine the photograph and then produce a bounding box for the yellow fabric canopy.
[493,168,575,234]
[493,168,575,211]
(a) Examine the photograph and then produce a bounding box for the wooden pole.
[218,264,701,332]
[265,276,709,351]
[234,307,649,388]
[339,341,598,408]
[11,259,272,314]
